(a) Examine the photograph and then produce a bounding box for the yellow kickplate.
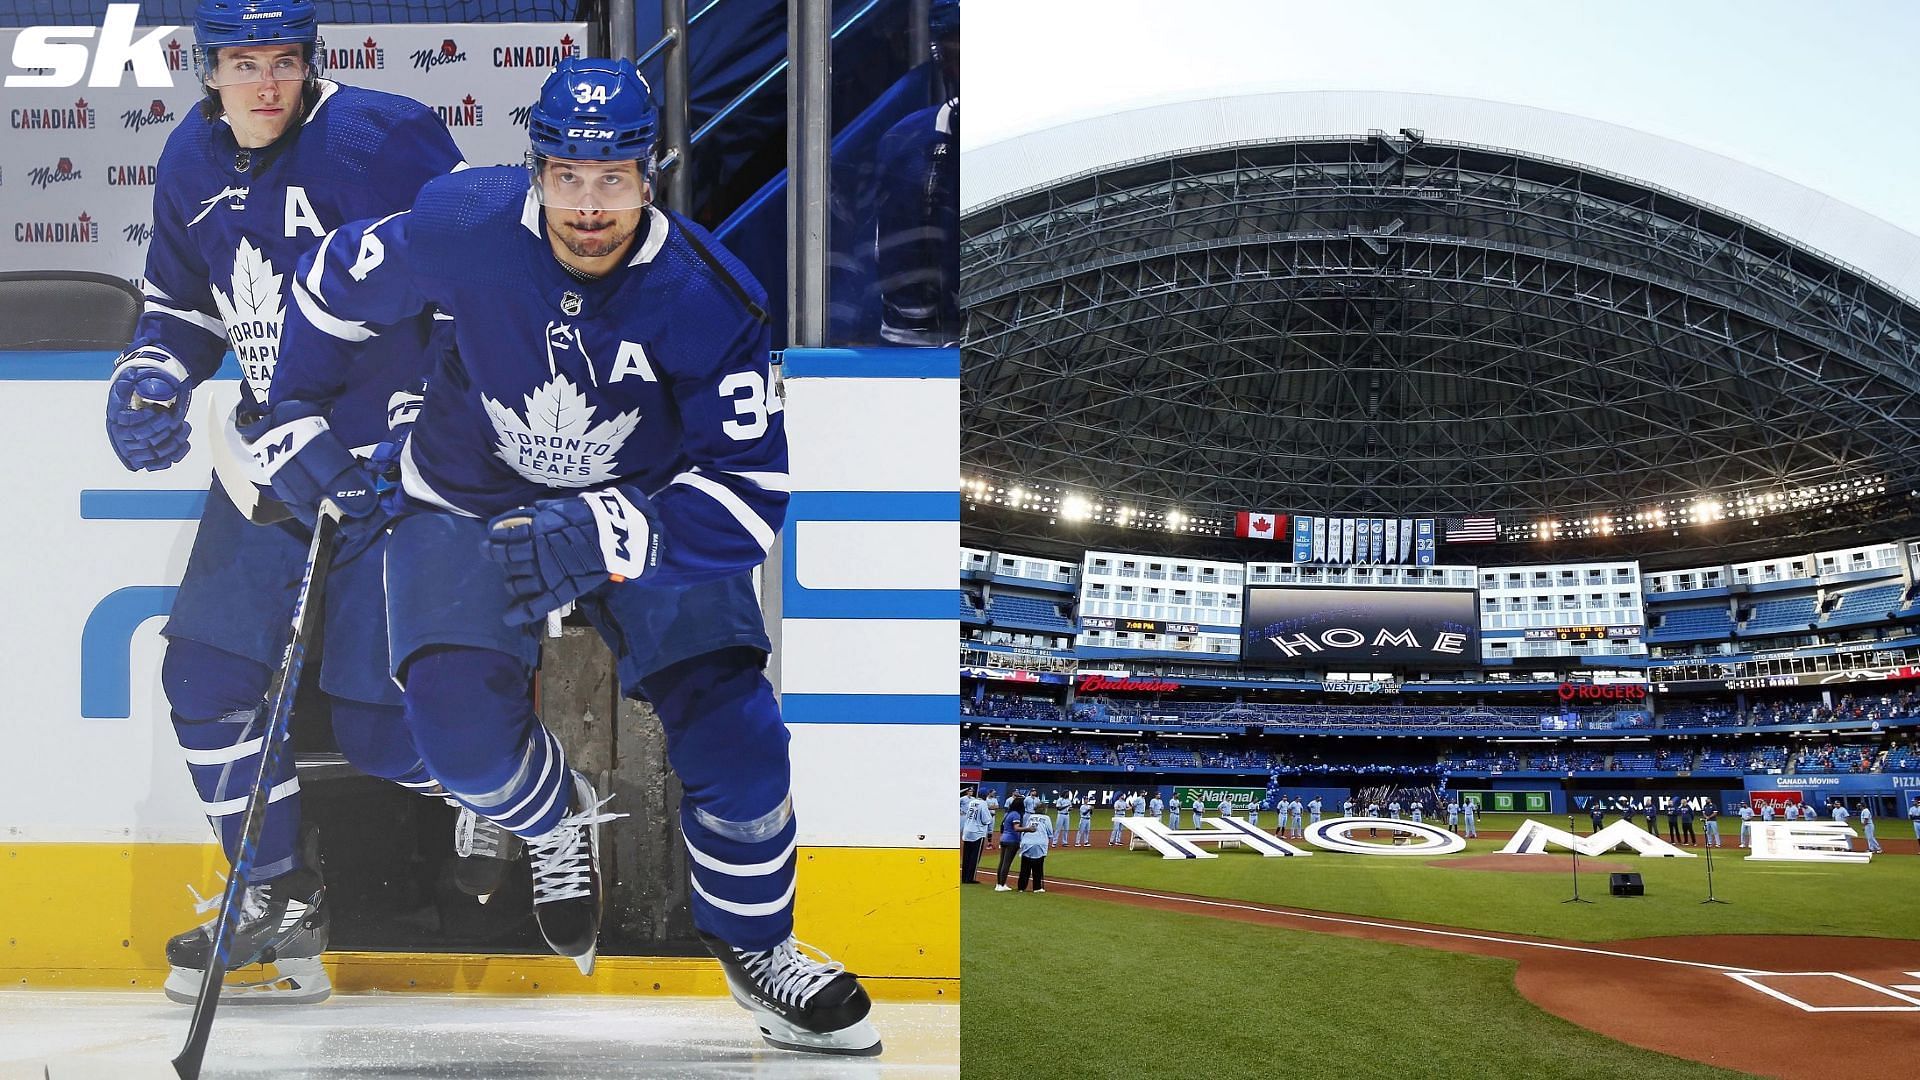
[1,843,956,999]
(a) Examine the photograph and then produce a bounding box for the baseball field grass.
[961,888,1750,1080]
[1012,810,1920,942]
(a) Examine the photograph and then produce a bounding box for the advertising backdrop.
[0,20,585,282]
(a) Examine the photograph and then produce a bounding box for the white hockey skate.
[528,771,625,975]
[162,866,330,1006]
[452,802,524,904]
[699,931,883,1056]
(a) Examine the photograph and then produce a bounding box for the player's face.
[209,45,307,148]
[539,159,650,261]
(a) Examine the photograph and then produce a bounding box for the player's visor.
[529,154,652,212]
[199,46,321,87]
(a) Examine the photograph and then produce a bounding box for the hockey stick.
[172,499,344,1080]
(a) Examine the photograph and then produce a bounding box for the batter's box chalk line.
[1724,971,1920,1012]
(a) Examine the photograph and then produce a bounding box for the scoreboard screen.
[1523,624,1644,641]
[1241,586,1480,669]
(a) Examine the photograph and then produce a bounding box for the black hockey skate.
[698,930,882,1056]
[528,771,625,975]
[163,866,329,1006]
[452,802,524,904]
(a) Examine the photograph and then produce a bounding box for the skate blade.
[163,958,332,1006]
[756,1015,883,1057]
[570,946,597,976]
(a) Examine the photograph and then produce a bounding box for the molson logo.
[494,33,578,68]
[109,164,157,186]
[326,37,386,71]
[433,94,483,127]
[124,221,154,244]
[27,158,81,189]
[1557,682,1648,702]
[410,38,467,71]
[1076,675,1182,693]
[11,98,96,129]
[509,104,532,129]
[16,212,100,243]
[122,98,174,131]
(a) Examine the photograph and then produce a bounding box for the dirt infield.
[1037,874,1920,1080]
[1428,853,1636,874]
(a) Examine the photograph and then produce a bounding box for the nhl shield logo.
[561,291,583,316]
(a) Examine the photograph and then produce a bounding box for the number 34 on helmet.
[526,57,659,212]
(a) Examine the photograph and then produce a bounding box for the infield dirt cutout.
[1026,873,1920,1080]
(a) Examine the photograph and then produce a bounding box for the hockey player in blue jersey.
[872,0,958,345]
[261,58,881,1055]
[100,0,494,1006]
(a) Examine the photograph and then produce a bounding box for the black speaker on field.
[1609,872,1645,897]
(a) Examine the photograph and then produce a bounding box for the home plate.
[1726,971,1920,1012]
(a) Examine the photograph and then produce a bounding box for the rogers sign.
[1077,675,1181,694]
[1557,682,1647,703]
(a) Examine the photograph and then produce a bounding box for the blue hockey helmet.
[193,1,325,84]
[528,58,659,163]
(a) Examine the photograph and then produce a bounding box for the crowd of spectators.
[1660,691,1920,730]
[965,734,1919,777]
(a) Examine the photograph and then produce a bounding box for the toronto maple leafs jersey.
[129,80,463,449]
[276,166,786,587]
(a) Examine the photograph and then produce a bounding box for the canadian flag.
[1234,511,1285,540]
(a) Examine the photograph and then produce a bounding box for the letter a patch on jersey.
[480,373,640,488]
[609,340,656,383]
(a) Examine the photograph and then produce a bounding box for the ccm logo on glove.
[583,488,659,582]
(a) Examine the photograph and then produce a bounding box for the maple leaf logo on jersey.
[481,374,640,487]
[209,238,285,397]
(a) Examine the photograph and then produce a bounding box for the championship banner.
[0,20,586,283]
[1313,517,1329,563]
[1385,518,1399,564]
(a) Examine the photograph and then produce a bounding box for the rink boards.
[0,347,958,998]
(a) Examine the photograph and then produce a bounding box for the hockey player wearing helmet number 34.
[260,58,882,1056]
[101,0,521,1007]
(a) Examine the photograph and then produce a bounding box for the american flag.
[1442,515,1499,543]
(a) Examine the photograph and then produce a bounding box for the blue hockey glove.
[240,401,381,530]
[484,487,663,626]
[105,347,193,472]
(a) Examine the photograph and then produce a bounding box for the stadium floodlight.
[1008,485,1025,507]
[1061,494,1090,522]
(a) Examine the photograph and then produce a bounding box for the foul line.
[1050,877,1775,975]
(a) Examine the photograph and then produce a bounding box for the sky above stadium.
[966,0,1920,237]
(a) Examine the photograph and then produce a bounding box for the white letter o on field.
[1305,817,1467,855]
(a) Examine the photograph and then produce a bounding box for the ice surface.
[0,990,957,1079]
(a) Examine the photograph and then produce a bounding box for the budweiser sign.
[1557,682,1647,702]
[1077,675,1181,693]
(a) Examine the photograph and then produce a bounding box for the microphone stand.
[1563,810,1592,904]
[1700,828,1729,904]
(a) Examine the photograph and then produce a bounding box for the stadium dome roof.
[962,91,1920,549]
